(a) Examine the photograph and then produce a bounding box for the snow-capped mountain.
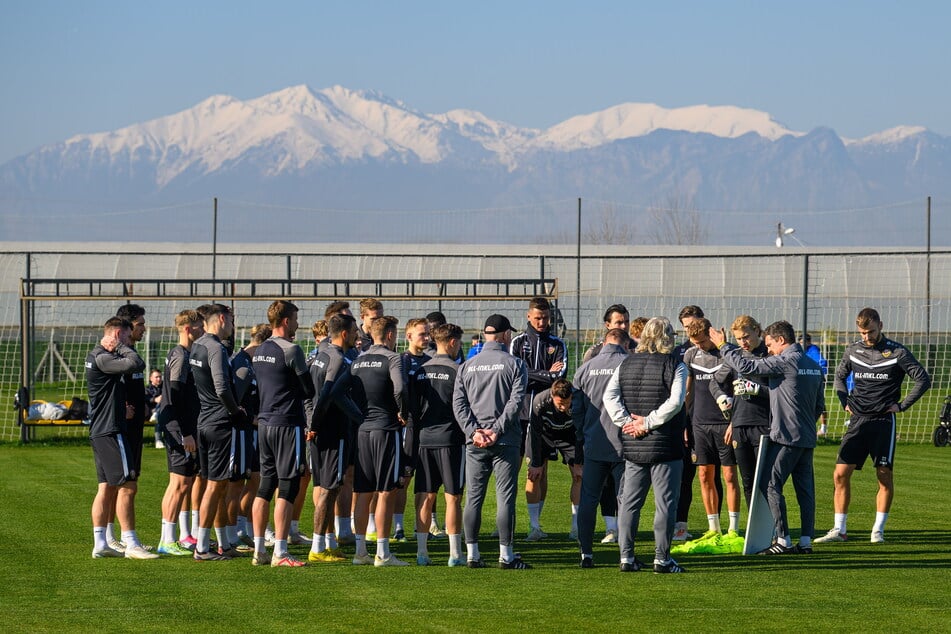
[1,84,948,245]
[531,103,800,151]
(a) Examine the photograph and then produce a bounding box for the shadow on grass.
[0,436,90,448]
[468,529,951,570]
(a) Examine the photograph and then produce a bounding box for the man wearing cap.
[453,314,530,569]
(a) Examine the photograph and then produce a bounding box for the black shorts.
[354,428,403,493]
[693,423,736,466]
[198,422,240,482]
[837,414,896,470]
[309,433,350,490]
[91,433,134,486]
[162,429,198,477]
[527,428,580,466]
[228,426,254,481]
[245,427,260,473]
[258,425,306,481]
[120,420,145,478]
[415,445,465,496]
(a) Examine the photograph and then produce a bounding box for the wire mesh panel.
[2,247,950,443]
[9,277,557,442]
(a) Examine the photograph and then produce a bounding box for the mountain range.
[1,84,947,246]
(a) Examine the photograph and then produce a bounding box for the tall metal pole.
[801,254,809,342]
[19,275,29,443]
[576,198,582,370]
[212,197,218,281]
[926,196,932,370]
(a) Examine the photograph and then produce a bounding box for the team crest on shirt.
[882,350,891,358]
[547,346,556,355]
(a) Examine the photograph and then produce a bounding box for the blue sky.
[1,0,948,164]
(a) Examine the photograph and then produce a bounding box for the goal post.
[12,276,559,442]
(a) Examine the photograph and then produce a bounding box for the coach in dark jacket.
[603,317,687,574]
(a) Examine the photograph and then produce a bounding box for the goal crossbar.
[21,277,559,302]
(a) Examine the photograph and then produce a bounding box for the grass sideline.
[1,442,949,632]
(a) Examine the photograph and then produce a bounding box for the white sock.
[215,527,229,550]
[394,514,404,531]
[604,516,618,532]
[236,515,248,536]
[191,511,200,536]
[226,525,239,545]
[335,516,353,537]
[178,511,190,540]
[121,530,141,549]
[197,527,211,553]
[527,503,541,529]
[93,527,108,550]
[253,536,266,555]
[571,504,579,531]
[873,511,888,533]
[499,543,514,563]
[416,533,429,557]
[368,517,377,534]
[326,533,338,549]
[466,542,480,561]
[313,534,326,553]
[106,522,117,542]
[431,512,440,529]
[728,512,740,532]
[449,534,463,560]
[355,534,368,556]
[834,513,847,534]
[274,539,288,558]
[707,514,721,533]
[161,520,176,544]
[290,520,299,535]
[376,538,390,558]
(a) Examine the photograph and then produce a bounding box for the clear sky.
[1,0,948,164]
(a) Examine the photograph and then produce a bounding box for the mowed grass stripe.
[1,442,949,631]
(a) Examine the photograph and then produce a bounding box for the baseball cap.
[483,314,515,334]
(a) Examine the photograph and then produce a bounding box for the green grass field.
[2,441,950,632]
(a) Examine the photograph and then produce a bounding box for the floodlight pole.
[801,255,809,347]
[576,197,582,371]
[212,197,218,281]
[926,196,932,370]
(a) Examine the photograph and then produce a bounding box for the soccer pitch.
[2,441,949,632]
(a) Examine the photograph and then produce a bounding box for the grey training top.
[571,342,628,462]
[719,342,825,448]
[452,340,528,447]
